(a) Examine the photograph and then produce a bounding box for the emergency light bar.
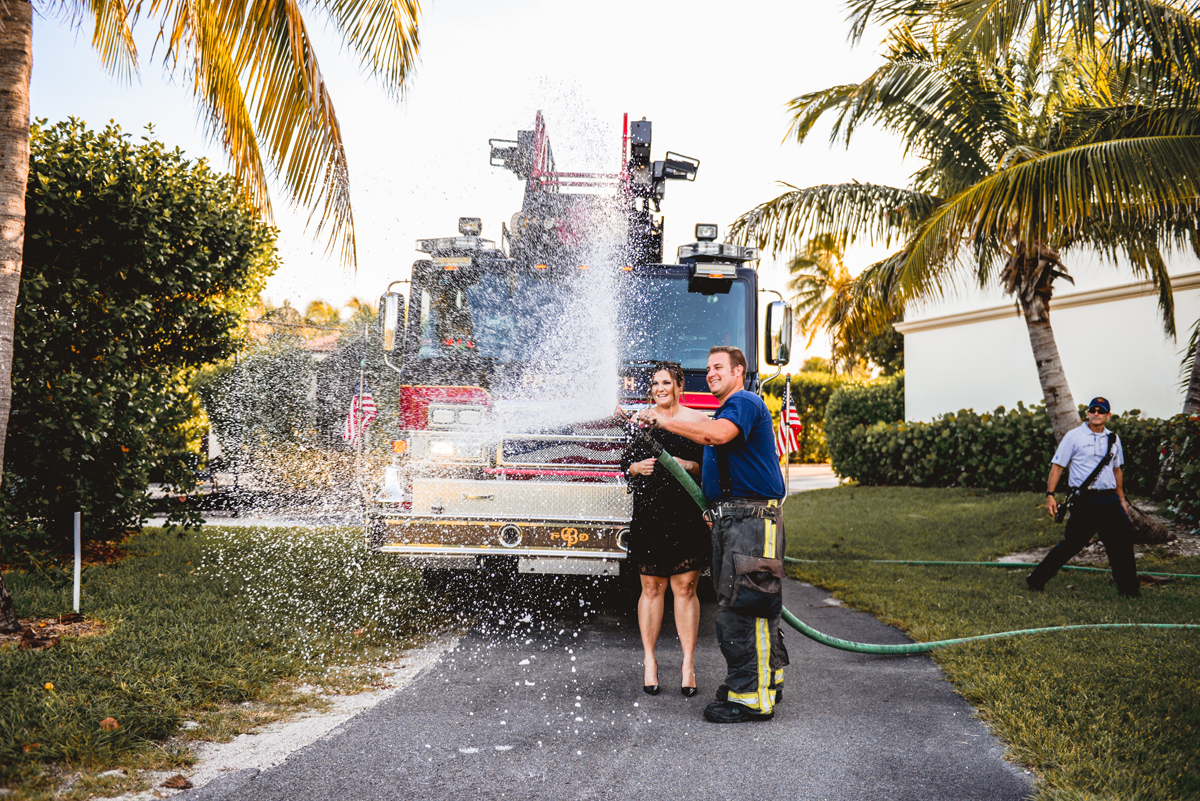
[677,242,759,261]
[417,236,499,254]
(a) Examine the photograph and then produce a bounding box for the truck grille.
[498,434,624,469]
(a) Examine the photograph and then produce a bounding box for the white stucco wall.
[897,250,1200,422]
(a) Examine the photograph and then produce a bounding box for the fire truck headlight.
[427,437,484,461]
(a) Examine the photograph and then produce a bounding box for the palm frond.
[146,0,360,262]
[320,0,420,100]
[848,0,1200,91]
[728,182,940,256]
[47,0,139,79]
[898,134,1200,301]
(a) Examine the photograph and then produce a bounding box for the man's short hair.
[708,346,747,375]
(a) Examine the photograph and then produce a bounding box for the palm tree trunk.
[1019,294,1079,443]
[0,0,33,634]
[1182,346,1200,414]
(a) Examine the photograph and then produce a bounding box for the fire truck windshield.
[411,268,751,372]
[622,274,751,370]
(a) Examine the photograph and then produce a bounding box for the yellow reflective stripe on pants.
[756,617,773,714]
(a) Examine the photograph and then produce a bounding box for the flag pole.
[357,323,367,500]
[784,374,791,498]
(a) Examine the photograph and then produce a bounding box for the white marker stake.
[73,512,81,612]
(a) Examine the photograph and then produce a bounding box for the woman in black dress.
[621,363,710,697]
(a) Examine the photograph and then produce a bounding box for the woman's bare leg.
[638,574,668,686]
[670,570,700,688]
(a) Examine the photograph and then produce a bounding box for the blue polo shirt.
[702,391,787,501]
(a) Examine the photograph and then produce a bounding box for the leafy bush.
[833,404,1170,493]
[763,371,846,462]
[823,373,904,473]
[1159,414,1200,528]
[1,120,277,555]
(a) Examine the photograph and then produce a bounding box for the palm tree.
[786,235,852,346]
[732,22,1199,442]
[782,233,881,371]
[0,0,419,631]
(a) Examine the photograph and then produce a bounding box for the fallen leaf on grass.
[161,775,193,789]
[99,717,119,731]
[23,743,39,752]
[58,612,84,624]
[19,627,58,650]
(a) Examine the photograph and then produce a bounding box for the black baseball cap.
[1087,397,1111,413]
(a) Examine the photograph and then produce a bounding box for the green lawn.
[0,526,444,799]
[782,486,1200,801]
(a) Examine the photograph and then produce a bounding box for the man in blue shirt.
[1027,396,1139,598]
[636,346,788,723]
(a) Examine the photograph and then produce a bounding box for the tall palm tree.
[782,233,881,371]
[0,0,419,631]
[786,235,852,347]
[732,23,1199,441]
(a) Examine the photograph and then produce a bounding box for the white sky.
[33,0,915,361]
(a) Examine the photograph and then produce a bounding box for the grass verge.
[0,526,447,799]
[782,486,1200,801]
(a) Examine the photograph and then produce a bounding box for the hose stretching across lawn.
[625,425,1200,654]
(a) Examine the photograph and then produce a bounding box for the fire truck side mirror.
[765,301,792,366]
[380,291,404,352]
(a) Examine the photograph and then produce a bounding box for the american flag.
[343,382,378,445]
[775,377,802,458]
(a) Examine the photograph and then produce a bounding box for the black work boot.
[1025,574,1044,592]
[703,700,773,724]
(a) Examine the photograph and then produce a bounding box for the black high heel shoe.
[681,685,698,698]
[643,684,660,696]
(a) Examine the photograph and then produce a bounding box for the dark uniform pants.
[1028,494,1139,595]
[710,499,789,714]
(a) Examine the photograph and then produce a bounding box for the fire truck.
[366,112,792,585]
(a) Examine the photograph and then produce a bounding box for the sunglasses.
[1087,408,1107,414]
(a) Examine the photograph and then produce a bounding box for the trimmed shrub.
[834,404,1170,494]
[824,373,904,474]
[1159,414,1200,528]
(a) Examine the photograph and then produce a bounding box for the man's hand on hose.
[632,408,660,429]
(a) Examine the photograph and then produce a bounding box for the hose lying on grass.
[627,428,1200,654]
[783,557,1200,581]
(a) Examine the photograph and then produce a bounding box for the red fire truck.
[366,113,792,586]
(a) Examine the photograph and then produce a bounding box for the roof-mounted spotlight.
[679,238,759,295]
[653,152,699,182]
[458,217,482,235]
[695,223,718,242]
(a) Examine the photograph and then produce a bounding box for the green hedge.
[762,372,846,463]
[824,373,905,474]
[1159,414,1200,527]
[833,404,1170,495]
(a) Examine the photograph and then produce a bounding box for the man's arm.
[1114,466,1129,513]
[1046,463,1064,517]
[636,408,740,446]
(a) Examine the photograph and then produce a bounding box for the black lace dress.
[621,427,711,577]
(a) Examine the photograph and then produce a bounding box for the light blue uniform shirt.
[1051,423,1124,490]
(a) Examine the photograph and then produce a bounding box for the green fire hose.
[625,421,1200,654]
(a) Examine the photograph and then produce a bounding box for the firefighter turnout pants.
[710,499,789,715]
